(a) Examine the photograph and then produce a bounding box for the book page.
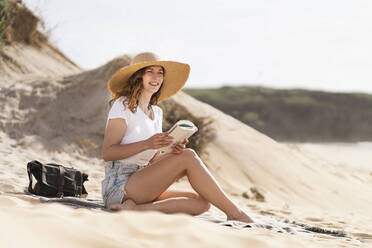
[158,120,198,154]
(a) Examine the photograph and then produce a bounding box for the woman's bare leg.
[109,195,210,216]
[116,148,253,223]
[182,150,253,222]
[109,189,210,215]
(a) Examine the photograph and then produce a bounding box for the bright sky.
[23,0,372,93]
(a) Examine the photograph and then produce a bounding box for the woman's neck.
[138,93,152,110]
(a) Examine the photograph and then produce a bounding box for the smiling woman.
[100,52,254,224]
[108,65,164,115]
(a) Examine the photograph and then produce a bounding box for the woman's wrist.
[142,139,151,150]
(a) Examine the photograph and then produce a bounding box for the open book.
[158,120,198,154]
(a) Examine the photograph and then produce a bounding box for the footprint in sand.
[279,210,292,215]
[305,217,323,222]
[246,204,260,210]
[351,232,372,240]
[259,210,276,216]
[321,222,342,229]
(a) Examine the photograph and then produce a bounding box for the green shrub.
[242,112,265,126]
[0,0,11,51]
[184,86,372,142]
[282,96,317,105]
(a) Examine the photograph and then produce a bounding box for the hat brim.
[108,61,190,102]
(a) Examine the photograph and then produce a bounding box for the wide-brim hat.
[107,52,190,102]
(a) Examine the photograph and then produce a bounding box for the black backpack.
[27,160,89,198]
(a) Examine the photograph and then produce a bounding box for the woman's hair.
[109,65,165,113]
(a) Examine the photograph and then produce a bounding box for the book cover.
[158,120,198,154]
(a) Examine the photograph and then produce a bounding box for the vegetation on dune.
[0,0,47,53]
[184,86,372,142]
[0,0,12,51]
[159,99,216,156]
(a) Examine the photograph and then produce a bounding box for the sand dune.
[1,24,371,247]
[0,43,81,85]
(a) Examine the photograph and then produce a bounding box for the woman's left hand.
[171,138,189,155]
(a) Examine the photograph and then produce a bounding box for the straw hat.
[107,52,190,102]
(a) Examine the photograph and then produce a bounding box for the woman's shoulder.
[112,96,129,109]
[115,95,128,104]
[107,96,132,122]
[109,96,132,118]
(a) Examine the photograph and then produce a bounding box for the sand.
[1,39,371,247]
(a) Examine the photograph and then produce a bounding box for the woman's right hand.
[146,132,174,149]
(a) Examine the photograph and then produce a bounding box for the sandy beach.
[1,126,371,247]
[1,3,372,246]
[1,66,372,246]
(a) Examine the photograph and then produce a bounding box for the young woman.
[101,52,254,223]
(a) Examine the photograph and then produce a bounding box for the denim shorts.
[101,160,147,208]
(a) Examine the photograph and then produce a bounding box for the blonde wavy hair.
[109,66,165,113]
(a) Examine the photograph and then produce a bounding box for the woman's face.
[141,65,164,94]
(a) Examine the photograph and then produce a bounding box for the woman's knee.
[180,148,198,160]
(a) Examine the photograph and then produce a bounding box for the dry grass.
[1,0,48,51]
[0,0,12,50]
[159,98,217,156]
[77,139,100,157]
[0,0,78,66]
[241,187,266,202]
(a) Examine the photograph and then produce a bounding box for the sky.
[23,0,372,93]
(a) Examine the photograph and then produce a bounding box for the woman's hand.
[146,132,174,149]
[170,138,189,155]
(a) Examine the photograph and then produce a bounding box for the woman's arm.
[102,118,173,162]
[148,138,190,165]
[101,118,151,162]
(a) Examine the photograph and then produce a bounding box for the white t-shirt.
[105,96,163,166]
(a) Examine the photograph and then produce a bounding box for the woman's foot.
[227,209,254,223]
[108,199,137,212]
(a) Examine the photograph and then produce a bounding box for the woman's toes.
[108,204,122,211]
[108,199,137,212]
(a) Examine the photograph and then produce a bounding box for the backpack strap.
[27,160,43,194]
[27,162,35,194]
[57,165,65,198]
